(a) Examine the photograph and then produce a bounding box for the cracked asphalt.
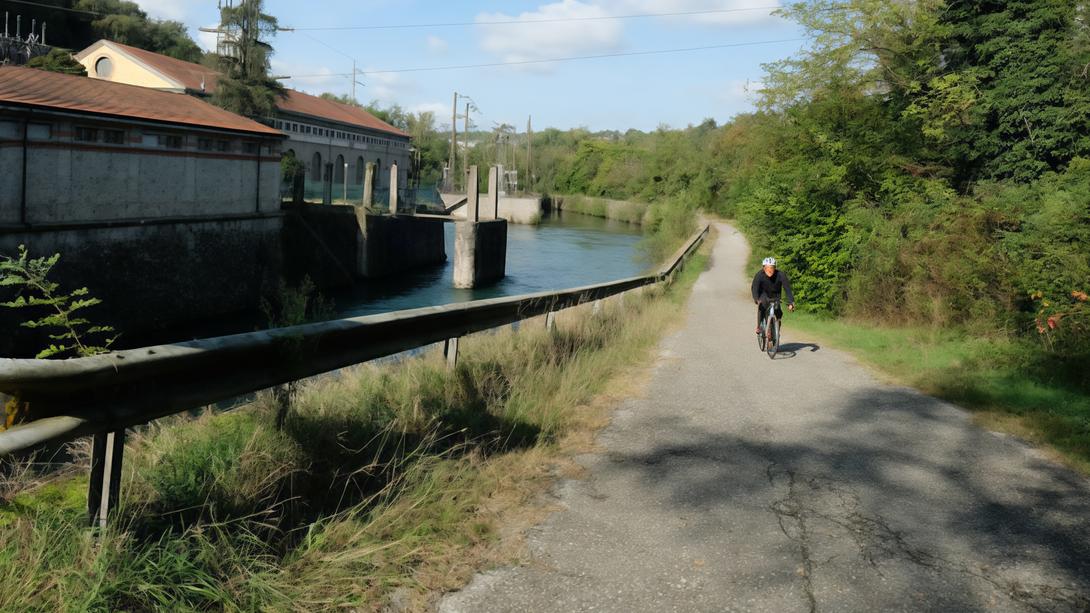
[440,223,1090,613]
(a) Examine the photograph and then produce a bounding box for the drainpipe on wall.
[255,139,262,214]
[20,111,30,226]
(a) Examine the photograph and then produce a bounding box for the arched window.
[334,155,345,184]
[355,156,365,184]
[311,152,322,181]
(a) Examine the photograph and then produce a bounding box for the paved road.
[440,224,1090,613]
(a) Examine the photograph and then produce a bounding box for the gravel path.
[440,223,1090,613]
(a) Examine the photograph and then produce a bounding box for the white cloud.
[426,36,448,53]
[358,69,419,104]
[135,0,205,21]
[718,78,764,108]
[603,0,782,26]
[475,0,625,72]
[196,26,218,53]
[411,102,448,116]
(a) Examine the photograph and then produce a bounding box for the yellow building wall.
[79,46,180,91]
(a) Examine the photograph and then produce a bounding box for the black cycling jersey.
[751,269,795,304]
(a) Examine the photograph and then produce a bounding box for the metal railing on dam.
[0,223,709,525]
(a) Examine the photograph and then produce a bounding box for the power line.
[2,0,101,16]
[286,5,782,32]
[285,38,803,79]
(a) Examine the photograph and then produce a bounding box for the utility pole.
[527,115,533,190]
[449,91,457,192]
[351,60,358,103]
[463,100,471,192]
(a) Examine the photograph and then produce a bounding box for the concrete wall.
[359,214,446,278]
[453,220,507,289]
[282,203,446,284]
[447,193,544,225]
[0,112,282,225]
[0,215,282,357]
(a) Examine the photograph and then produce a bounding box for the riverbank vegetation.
[0,240,706,611]
[520,1,1090,465]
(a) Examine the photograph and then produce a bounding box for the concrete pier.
[453,166,508,289]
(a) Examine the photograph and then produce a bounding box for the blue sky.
[135,1,804,132]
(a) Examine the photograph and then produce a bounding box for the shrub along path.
[441,223,1090,613]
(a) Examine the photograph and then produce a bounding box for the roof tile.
[0,66,282,137]
[278,89,409,138]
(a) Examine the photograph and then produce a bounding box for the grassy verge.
[789,313,1090,472]
[553,194,648,224]
[0,246,709,611]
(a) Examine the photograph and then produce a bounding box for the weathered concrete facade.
[0,117,281,224]
[0,66,286,356]
[453,220,508,289]
[282,203,446,285]
[274,112,410,195]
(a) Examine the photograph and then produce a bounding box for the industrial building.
[75,39,412,200]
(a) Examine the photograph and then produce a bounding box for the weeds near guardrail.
[0,245,117,360]
[0,245,117,429]
[0,247,709,611]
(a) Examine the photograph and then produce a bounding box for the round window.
[95,57,113,78]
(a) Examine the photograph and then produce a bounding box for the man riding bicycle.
[752,257,795,335]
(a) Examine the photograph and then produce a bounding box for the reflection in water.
[331,211,647,317]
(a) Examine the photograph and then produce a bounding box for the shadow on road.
[595,386,1090,611]
[767,342,820,360]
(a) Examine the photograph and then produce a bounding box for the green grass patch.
[0,229,710,611]
[790,313,1090,471]
[556,194,648,225]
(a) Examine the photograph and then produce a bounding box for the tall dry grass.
[0,248,708,612]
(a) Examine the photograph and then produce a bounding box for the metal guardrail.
[0,223,709,524]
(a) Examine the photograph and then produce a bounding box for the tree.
[211,0,285,117]
[77,0,202,62]
[10,0,203,61]
[27,49,88,76]
[930,0,1090,182]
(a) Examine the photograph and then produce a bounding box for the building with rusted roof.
[76,39,412,201]
[0,65,288,355]
[0,65,284,223]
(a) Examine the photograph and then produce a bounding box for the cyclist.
[752,257,795,336]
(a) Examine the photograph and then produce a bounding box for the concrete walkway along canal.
[441,223,1090,613]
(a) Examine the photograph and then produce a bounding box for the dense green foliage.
[13,0,202,62]
[210,0,285,117]
[25,48,87,76]
[522,0,1090,381]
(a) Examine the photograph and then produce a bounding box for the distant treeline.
[516,0,1090,376]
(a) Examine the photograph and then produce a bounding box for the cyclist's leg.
[756,299,768,333]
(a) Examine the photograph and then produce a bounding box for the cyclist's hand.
[788,303,796,312]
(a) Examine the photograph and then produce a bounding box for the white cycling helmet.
[762,257,777,267]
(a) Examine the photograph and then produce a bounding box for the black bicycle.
[757,299,781,359]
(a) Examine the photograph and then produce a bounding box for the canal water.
[122,211,648,349]
[330,211,648,318]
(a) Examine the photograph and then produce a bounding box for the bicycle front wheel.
[766,317,780,359]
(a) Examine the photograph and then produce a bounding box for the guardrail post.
[592,300,602,316]
[88,428,125,529]
[444,337,460,369]
[545,310,556,331]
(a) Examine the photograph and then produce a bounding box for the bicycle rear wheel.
[766,316,780,359]
[757,321,766,351]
